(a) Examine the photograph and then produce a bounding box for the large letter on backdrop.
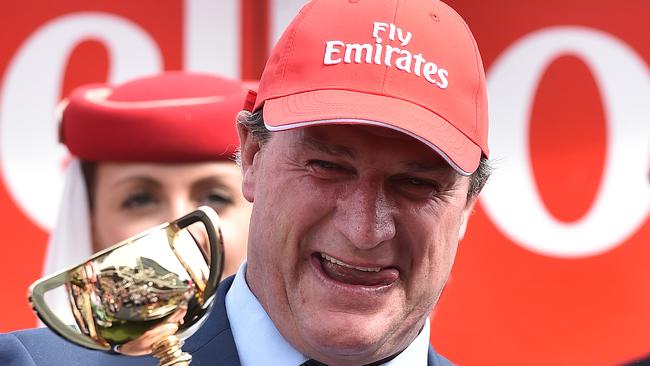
[0,12,162,231]
[482,26,650,258]
[183,0,239,76]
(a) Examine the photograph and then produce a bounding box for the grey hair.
[236,109,492,198]
[234,110,270,166]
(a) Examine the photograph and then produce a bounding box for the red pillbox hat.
[254,0,488,175]
[60,71,249,162]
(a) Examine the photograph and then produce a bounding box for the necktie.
[300,360,328,366]
[300,353,399,366]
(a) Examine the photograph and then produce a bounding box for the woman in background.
[44,71,252,321]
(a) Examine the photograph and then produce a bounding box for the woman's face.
[90,161,252,278]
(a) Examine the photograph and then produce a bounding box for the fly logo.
[323,22,449,89]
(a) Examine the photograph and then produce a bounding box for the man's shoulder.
[429,346,455,366]
[2,326,90,366]
[0,327,153,366]
[184,275,241,364]
[622,354,650,365]
[0,331,34,366]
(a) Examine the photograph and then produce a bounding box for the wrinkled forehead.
[283,123,456,170]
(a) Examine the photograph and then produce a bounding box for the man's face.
[239,123,476,365]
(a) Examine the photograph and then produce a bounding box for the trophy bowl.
[29,206,224,366]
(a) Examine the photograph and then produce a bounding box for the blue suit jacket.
[0,276,452,366]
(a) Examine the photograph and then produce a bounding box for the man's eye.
[121,192,157,209]
[392,176,442,197]
[309,159,342,170]
[405,177,433,187]
[307,160,355,179]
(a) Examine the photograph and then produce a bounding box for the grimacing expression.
[90,161,252,278]
[239,123,477,365]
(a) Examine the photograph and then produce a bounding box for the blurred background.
[0,1,648,365]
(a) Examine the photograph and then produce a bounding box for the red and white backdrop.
[0,1,648,365]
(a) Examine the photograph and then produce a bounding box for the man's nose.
[335,180,396,250]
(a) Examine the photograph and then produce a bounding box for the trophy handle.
[172,206,224,302]
[30,270,110,351]
[28,206,223,359]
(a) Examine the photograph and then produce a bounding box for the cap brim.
[263,89,481,175]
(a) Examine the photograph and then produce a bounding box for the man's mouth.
[316,253,399,287]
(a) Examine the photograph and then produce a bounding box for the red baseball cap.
[60,71,249,162]
[253,0,488,175]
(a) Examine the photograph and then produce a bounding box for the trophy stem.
[152,335,192,366]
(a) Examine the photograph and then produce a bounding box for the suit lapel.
[428,344,453,366]
[183,276,241,366]
[180,276,447,366]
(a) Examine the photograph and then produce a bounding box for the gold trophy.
[29,206,224,366]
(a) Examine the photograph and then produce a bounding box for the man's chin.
[298,313,395,363]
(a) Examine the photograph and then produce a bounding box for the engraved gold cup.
[29,206,224,366]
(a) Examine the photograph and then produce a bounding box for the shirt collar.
[226,261,430,366]
[384,317,430,366]
[226,262,308,366]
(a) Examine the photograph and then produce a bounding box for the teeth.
[320,253,382,273]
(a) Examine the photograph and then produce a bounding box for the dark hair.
[80,160,97,211]
[236,109,492,198]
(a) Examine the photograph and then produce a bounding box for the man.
[0,0,490,365]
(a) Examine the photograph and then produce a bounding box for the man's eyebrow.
[297,137,355,158]
[403,161,455,175]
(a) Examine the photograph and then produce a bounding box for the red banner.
[434,1,650,365]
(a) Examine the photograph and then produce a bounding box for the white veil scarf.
[41,158,93,326]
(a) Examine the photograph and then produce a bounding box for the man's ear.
[458,194,479,240]
[237,122,261,203]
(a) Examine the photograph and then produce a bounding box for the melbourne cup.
[29,206,224,366]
